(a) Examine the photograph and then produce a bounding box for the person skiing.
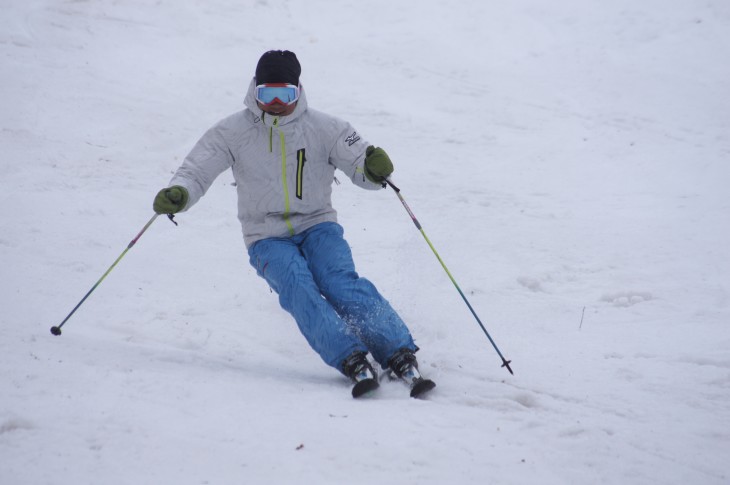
[153,50,433,397]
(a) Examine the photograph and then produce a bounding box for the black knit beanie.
[255,50,301,85]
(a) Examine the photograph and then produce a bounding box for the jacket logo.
[345,132,361,146]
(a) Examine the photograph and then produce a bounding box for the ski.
[351,377,379,398]
[350,374,435,398]
[344,351,380,398]
[390,366,436,398]
[345,349,435,398]
[409,377,436,398]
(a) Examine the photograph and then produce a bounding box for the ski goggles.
[254,83,300,106]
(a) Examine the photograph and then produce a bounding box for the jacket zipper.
[279,129,295,236]
[296,149,306,200]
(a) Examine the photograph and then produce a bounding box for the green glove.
[364,145,394,183]
[153,185,189,214]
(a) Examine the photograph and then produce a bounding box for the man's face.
[255,83,299,117]
[257,100,297,117]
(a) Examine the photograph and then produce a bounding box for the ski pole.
[50,213,163,336]
[385,178,514,375]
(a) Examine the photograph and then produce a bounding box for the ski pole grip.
[385,177,401,192]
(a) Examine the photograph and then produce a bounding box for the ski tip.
[410,379,436,399]
[352,378,380,398]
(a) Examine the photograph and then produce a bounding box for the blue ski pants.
[247,222,416,374]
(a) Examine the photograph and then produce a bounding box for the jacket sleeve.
[328,120,384,191]
[169,124,234,210]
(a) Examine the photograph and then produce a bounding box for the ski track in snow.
[2,0,729,484]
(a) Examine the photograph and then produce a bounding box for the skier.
[153,50,433,397]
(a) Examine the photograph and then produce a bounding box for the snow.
[2,0,729,483]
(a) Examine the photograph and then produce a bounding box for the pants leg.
[248,235,365,371]
[299,222,416,366]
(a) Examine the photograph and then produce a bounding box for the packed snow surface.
[2,1,729,484]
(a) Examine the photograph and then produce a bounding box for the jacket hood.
[243,77,308,126]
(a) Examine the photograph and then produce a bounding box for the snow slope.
[2,0,729,483]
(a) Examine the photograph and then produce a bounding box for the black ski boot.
[387,348,436,398]
[342,351,379,398]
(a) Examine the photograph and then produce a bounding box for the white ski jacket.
[169,78,382,248]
